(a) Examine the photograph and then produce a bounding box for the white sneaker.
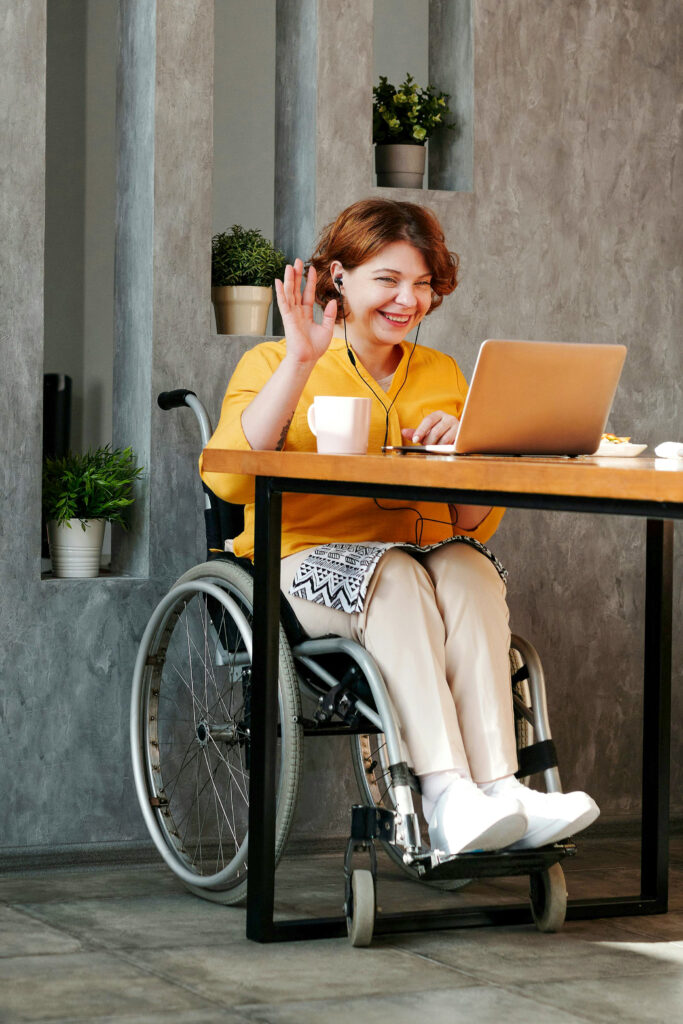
[499,783,600,849]
[428,777,528,856]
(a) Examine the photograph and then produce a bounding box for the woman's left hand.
[402,411,459,445]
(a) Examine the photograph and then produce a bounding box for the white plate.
[593,441,647,458]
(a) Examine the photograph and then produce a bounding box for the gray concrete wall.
[428,0,474,190]
[374,0,429,189]
[0,1,163,856]
[1,0,46,590]
[213,0,277,335]
[213,0,276,240]
[44,0,87,449]
[44,0,117,456]
[0,0,248,859]
[374,0,428,86]
[1,0,681,864]
[45,0,278,454]
[83,0,117,453]
[285,0,683,838]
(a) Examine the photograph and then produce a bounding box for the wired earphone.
[333,274,419,450]
[332,273,457,544]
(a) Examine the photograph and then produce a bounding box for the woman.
[201,198,599,856]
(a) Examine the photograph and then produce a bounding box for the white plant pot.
[211,285,273,336]
[47,518,105,578]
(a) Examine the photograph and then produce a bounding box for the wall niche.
[373,0,473,193]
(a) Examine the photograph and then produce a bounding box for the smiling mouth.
[378,311,412,324]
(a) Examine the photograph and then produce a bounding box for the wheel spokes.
[148,587,272,880]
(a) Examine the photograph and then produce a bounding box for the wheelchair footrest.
[409,842,576,882]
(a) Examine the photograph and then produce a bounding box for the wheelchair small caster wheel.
[346,869,375,947]
[530,862,567,932]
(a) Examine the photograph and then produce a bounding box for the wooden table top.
[201,449,683,506]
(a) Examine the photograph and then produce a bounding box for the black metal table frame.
[246,475,678,942]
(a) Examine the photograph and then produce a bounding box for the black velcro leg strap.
[511,664,530,685]
[515,739,559,778]
[389,762,422,794]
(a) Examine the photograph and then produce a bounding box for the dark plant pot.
[375,144,426,189]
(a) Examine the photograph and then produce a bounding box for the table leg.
[246,477,282,941]
[243,484,676,940]
[640,518,674,906]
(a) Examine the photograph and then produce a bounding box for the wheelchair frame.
[130,388,578,945]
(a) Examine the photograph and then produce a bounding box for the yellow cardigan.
[200,337,505,560]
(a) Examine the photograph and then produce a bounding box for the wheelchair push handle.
[157,389,213,448]
[158,388,197,411]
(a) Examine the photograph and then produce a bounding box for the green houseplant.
[373,73,455,189]
[211,226,287,336]
[43,445,143,577]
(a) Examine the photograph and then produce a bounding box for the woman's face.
[331,241,433,351]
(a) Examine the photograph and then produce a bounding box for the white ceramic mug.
[306,396,372,455]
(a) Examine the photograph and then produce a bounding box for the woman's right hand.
[275,259,337,367]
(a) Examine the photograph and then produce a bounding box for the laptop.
[412,339,626,457]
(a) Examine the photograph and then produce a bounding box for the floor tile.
[49,1012,251,1024]
[238,985,590,1024]
[45,1013,250,1024]
[0,905,82,957]
[277,874,517,921]
[275,846,530,920]
[0,952,218,1021]
[514,972,683,1023]
[563,909,683,943]
[382,923,683,985]
[0,864,184,906]
[134,939,475,1006]
[15,894,246,953]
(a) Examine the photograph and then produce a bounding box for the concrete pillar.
[275,0,374,260]
[114,0,214,579]
[113,0,155,576]
[429,0,473,191]
[1,0,46,586]
[0,0,224,860]
[274,0,318,271]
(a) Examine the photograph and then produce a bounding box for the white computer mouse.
[654,442,683,459]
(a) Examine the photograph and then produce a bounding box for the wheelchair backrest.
[203,483,245,556]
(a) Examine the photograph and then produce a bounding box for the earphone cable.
[338,284,419,448]
[336,279,456,543]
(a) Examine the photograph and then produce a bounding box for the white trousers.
[280,543,518,783]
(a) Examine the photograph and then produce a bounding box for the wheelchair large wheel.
[131,559,302,905]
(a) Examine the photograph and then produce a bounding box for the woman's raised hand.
[274,260,337,367]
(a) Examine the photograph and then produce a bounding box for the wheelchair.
[130,389,576,946]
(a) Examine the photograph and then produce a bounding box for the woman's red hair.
[307,198,459,318]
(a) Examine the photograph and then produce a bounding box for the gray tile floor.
[1,837,682,1023]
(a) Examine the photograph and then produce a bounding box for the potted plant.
[43,445,143,578]
[211,226,287,335]
[373,73,455,189]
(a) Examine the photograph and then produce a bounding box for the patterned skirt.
[288,537,507,615]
